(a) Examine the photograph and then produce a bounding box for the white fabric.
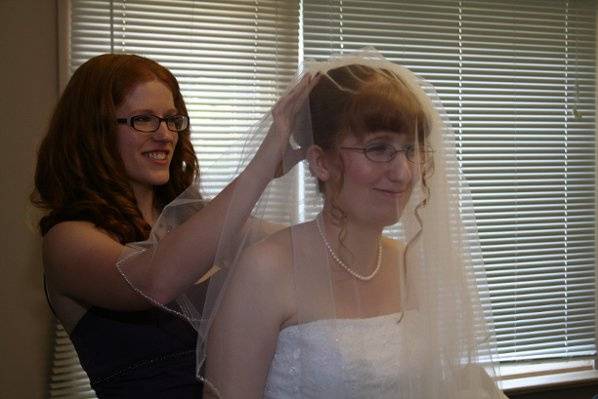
[265,311,507,399]
[264,313,404,398]
[117,48,507,398]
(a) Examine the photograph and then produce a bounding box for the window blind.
[48,324,94,398]
[303,0,597,362]
[51,1,299,397]
[53,0,596,397]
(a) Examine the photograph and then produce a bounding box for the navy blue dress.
[67,306,203,398]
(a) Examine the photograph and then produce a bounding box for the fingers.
[289,77,319,116]
[272,72,321,118]
[288,72,321,113]
[286,72,320,101]
[274,146,308,178]
[266,72,322,179]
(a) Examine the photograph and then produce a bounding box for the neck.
[319,208,383,275]
[132,183,157,226]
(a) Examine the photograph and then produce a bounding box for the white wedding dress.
[263,312,507,399]
[264,313,404,398]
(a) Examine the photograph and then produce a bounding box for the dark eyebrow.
[128,108,179,116]
[128,109,154,115]
[363,132,399,143]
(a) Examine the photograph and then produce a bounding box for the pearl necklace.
[315,216,382,281]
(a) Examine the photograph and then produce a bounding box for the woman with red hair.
[31,53,317,398]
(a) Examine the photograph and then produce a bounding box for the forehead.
[340,130,413,146]
[118,80,176,113]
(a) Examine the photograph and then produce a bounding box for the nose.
[386,151,413,183]
[152,121,176,142]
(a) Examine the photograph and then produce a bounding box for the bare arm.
[203,240,293,399]
[44,74,319,311]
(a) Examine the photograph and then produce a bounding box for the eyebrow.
[127,108,179,116]
[363,132,402,142]
[361,132,415,148]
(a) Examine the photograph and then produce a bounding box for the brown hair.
[308,64,433,219]
[31,54,199,243]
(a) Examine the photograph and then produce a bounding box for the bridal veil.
[117,48,506,399]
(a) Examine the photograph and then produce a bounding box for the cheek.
[116,131,143,169]
[116,132,131,162]
[343,161,379,186]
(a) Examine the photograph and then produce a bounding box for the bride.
[202,52,508,399]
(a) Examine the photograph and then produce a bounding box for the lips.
[373,188,403,197]
[143,150,170,163]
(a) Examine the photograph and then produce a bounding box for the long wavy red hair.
[31,54,199,243]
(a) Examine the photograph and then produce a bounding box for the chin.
[375,206,406,227]
[151,171,171,184]
[353,210,400,229]
[377,214,401,228]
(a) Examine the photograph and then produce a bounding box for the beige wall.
[0,0,57,397]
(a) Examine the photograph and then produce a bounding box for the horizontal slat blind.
[54,1,299,397]
[48,324,95,398]
[460,0,596,362]
[303,0,596,362]
[55,1,596,396]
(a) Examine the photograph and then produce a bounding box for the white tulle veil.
[117,48,505,398]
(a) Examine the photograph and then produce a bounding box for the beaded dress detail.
[264,313,406,399]
[263,311,507,399]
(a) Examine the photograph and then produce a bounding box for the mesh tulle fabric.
[117,48,506,398]
[116,182,207,328]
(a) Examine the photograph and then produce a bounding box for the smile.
[373,188,403,197]
[144,151,169,161]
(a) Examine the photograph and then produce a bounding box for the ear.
[306,145,331,181]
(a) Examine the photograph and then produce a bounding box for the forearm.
[130,155,277,304]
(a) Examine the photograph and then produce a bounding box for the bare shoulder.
[240,221,314,269]
[228,223,310,313]
[43,221,123,273]
[382,235,406,254]
[44,220,114,244]
[380,236,408,267]
[235,224,295,282]
[42,221,145,310]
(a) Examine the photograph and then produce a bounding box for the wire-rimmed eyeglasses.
[340,142,429,163]
[116,114,189,133]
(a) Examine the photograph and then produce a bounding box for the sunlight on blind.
[303,0,596,362]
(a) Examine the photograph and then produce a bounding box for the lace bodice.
[264,313,405,399]
[263,312,508,399]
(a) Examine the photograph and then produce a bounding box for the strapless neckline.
[264,311,407,399]
[279,312,403,334]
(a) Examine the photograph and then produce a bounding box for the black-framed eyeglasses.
[116,114,189,133]
[340,142,428,164]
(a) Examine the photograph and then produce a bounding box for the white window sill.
[497,359,598,395]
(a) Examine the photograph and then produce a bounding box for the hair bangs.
[343,76,429,143]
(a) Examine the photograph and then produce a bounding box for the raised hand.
[256,72,322,178]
